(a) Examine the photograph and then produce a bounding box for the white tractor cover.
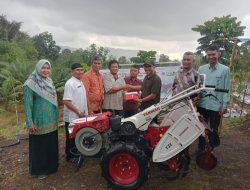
[153,114,204,162]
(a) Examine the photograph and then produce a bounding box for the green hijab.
[24,59,58,107]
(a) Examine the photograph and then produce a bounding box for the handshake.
[122,84,142,91]
[123,84,133,91]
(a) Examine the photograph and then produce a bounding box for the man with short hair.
[197,45,230,151]
[171,52,201,172]
[138,60,162,110]
[82,56,104,113]
[63,63,88,161]
[172,51,200,99]
[123,64,143,117]
[102,60,128,116]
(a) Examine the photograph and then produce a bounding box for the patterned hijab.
[24,59,58,107]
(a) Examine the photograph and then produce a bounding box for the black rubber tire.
[157,161,180,180]
[157,153,190,180]
[196,152,217,170]
[101,142,149,190]
[181,154,191,178]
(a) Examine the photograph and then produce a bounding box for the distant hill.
[60,45,78,52]
[107,47,138,59]
[60,45,160,60]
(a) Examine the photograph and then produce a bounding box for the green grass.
[0,105,65,140]
[0,108,27,139]
[223,116,246,129]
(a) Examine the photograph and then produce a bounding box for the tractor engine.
[144,125,170,148]
[108,115,138,142]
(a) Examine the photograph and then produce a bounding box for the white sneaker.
[38,175,47,180]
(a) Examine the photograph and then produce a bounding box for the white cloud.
[241,14,250,37]
[1,0,249,59]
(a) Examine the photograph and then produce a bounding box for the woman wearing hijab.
[24,59,59,179]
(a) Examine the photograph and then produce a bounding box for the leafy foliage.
[130,50,157,63]
[33,31,61,61]
[118,56,130,64]
[0,40,38,63]
[81,44,109,65]
[159,54,170,62]
[0,15,22,41]
[0,75,23,110]
[192,15,245,53]
[192,15,246,66]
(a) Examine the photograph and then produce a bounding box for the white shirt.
[63,76,88,122]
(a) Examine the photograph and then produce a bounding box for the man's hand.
[77,111,85,118]
[134,98,142,103]
[219,108,227,115]
[192,96,200,106]
[124,84,133,91]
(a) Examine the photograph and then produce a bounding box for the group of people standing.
[172,46,230,152]
[23,45,230,179]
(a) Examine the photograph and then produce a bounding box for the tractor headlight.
[68,123,74,134]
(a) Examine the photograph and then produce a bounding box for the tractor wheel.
[101,143,149,190]
[75,127,102,156]
[196,152,217,170]
[157,153,190,180]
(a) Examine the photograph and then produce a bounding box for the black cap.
[71,63,82,70]
[143,60,156,67]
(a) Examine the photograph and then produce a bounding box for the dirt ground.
[0,116,250,190]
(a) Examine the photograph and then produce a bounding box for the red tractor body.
[69,112,112,139]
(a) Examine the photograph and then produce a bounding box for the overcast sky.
[1,0,250,59]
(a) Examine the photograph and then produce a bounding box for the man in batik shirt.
[82,56,104,113]
[172,51,200,97]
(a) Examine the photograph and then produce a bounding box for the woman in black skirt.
[24,59,59,179]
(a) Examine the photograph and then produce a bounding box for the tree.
[118,56,130,64]
[0,63,24,111]
[130,50,157,63]
[192,15,245,53]
[61,48,71,55]
[82,44,109,65]
[137,50,157,63]
[0,15,22,41]
[238,41,250,69]
[33,31,61,61]
[159,54,170,62]
[0,40,38,64]
[192,15,246,65]
[130,56,141,63]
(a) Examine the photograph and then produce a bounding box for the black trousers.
[65,122,77,159]
[197,107,221,150]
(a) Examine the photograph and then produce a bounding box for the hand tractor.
[68,75,226,189]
